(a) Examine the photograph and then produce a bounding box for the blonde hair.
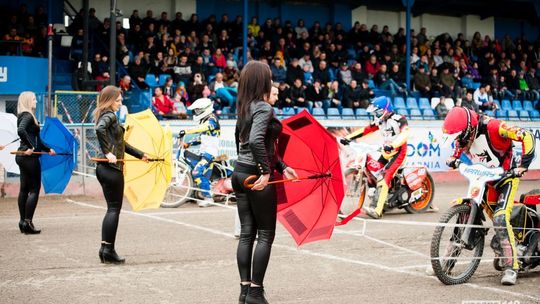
[17,91,38,124]
[93,85,121,123]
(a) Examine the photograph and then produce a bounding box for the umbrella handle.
[243,173,331,189]
[90,157,164,162]
[10,151,71,156]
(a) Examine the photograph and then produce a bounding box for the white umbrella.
[0,112,20,174]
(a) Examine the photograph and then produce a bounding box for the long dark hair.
[236,61,272,141]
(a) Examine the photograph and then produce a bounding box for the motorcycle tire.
[340,168,366,216]
[430,204,485,285]
[161,162,194,208]
[405,173,435,214]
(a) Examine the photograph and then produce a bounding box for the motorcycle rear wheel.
[430,204,485,285]
[340,168,366,216]
[405,173,434,214]
[161,162,194,208]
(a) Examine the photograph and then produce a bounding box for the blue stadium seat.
[145,74,158,87]
[418,98,431,110]
[396,108,408,117]
[484,110,495,117]
[507,110,519,121]
[341,108,355,118]
[282,107,296,117]
[158,74,169,86]
[406,97,419,109]
[493,99,501,109]
[523,100,534,111]
[312,107,325,118]
[518,110,530,121]
[422,109,436,120]
[355,108,369,119]
[512,100,523,111]
[495,110,507,119]
[368,79,376,89]
[327,108,340,119]
[471,82,481,90]
[530,110,540,121]
[501,99,512,111]
[409,109,422,120]
[273,107,280,115]
[393,97,406,109]
[141,91,152,106]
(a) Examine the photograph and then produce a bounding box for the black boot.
[22,220,41,234]
[18,220,24,233]
[238,284,249,304]
[100,243,125,264]
[245,286,269,304]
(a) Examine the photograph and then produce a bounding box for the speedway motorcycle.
[340,142,435,217]
[430,161,540,285]
[161,136,234,208]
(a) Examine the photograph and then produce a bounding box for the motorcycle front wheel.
[340,168,366,216]
[161,161,194,208]
[430,204,485,285]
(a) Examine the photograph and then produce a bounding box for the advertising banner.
[0,56,48,94]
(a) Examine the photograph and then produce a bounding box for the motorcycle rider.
[341,96,410,219]
[441,107,536,285]
[179,97,221,207]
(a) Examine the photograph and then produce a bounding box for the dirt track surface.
[1,182,540,304]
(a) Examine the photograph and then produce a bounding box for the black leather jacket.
[95,111,144,171]
[17,112,50,156]
[235,101,287,175]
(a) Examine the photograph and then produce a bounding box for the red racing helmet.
[441,107,479,148]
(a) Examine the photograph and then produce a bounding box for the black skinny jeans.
[232,162,277,286]
[16,156,41,221]
[96,163,124,244]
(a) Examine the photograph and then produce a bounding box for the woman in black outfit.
[93,85,148,264]
[16,91,56,234]
[233,62,298,304]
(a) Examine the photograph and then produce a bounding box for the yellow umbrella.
[123,109,172,211]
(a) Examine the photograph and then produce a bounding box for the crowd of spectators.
[0,4,49,57]
[4,4,540,117]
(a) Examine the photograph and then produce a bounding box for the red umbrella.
[274,110,345,246]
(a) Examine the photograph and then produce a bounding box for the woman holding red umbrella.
[233,61,297,304]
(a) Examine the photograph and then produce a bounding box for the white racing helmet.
[188,97,214,122]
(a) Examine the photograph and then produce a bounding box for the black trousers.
[96,163,124,244]
[232,162,277,286]
[15,156,41,221]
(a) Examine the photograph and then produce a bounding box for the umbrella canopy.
[40,117,78,194]
[123,110,172,211]
[0,112,20,174]
[276,110,344,246]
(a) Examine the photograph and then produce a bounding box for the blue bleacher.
[518,110,530,121]
[418,98,431,110]
[484,110,495,117]
[501,99,512,111]
[341,108,355,118]
[523,100,534,111]
[422,109,436,120]
[312,107,325,118]
[282,107,296,117]
[406,97,419,109]
[530,110,540,121]
[507,110,519,121]
[145,74,158,87]
[158,74,169,86]
[512,100,523,111]
[396,108,408,117]
[409,109,422,120]
[493,99,501,109]
[327,108,341,119]
[496,110,507,119]
[273,107,280,115]
[355,108,369,119]
[368,79,376,89]
[394,97,406,109]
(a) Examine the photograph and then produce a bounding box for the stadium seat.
[523,100,534,111]
[273,107,280,115]
[355,108,369,119]
[496,110,507,119]
[409,109,422,120]
[397,108,408,117]
[418,98,431,110]
[422,109,436,120]
[530,110,540,121]
[493,99,501,109]
[282,107,296,117]
[393,97,406,109]
[501,99,512,111]
[484,110,495,117]
[471,82,481,90]
[327,108,340,119]
[341,108,355,118]
[512,100,523,111]
[406,97,419,109]
[158,74,169,86]
[145,74,158,87]
[507,110,519,121]
[430,97,440,109]
[312,107,325,118]
[368,79,376,89]
[518,110,530,121]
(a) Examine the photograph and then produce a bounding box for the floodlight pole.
[403,0,414,92]
[242,0,248,67]
[110,0,117,85]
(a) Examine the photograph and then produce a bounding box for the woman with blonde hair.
[16,91,55,234]
[94,85,148,264]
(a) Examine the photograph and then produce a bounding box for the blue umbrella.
[40,117,78,194]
